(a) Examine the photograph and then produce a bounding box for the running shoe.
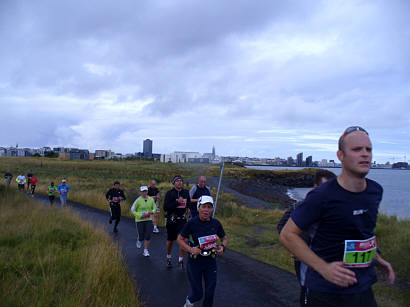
[178,260,184,270]
[166,258,172,268]
[136,241,142,248]
[143,250,150,257]
[183,297,194,307]
[113,227,118,233]
[153,226,159,233]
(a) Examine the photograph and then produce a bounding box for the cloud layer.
[1,0,409,162]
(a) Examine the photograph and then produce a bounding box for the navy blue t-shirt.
[291,177,383,293]
[180,216,226,249]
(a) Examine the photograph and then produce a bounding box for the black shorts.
[49,195,55,202]
[306,288,377,307]
[110,203,121,220]
[166,219,186,241]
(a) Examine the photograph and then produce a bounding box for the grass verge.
[0,187,140,306]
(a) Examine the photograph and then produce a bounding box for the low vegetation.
[0,187,140,306]
[1,157,409,306]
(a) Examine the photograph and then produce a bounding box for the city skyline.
[1,1,409,164]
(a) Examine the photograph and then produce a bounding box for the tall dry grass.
[0,187,140,306]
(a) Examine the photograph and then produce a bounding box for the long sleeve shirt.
[131,196,156,222]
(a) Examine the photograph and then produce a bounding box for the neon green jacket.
[131,196,156,222]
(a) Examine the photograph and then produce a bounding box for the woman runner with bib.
[177,196,227,307]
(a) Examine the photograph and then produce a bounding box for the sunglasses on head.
[341,126,368,138]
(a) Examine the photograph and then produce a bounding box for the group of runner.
[105,175,226,307]
[1,126,396,306]
[3,170,70,207]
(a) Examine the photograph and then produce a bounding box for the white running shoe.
[136,241,142,248]
[143,249,150,257]
[183,297,194,307]
[153,226,159,233]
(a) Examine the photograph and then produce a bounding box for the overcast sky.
[1,0,409,163]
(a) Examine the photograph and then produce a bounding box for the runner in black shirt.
[148,180,161,233]
[164,175,190,269]
[105,181,126,233]
[26,170,33,193]
[189,176,211,218]
[177,195,228,307]
[4,170,13,187]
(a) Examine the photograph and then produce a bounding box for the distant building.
[161,151,201,163]
[95,150,113,159]
[188,158,210,164]
[70,149,89,160]
[296,152,303,167]
[143,139,153,158]
[306,156,313,167]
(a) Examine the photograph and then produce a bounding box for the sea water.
[246,166,410,220]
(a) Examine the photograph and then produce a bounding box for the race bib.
[112,197,119,202]
[61,189,67,194]
[198,234,218,250]
[343,236,377,268]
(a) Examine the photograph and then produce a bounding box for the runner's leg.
[186,258,204,304]
[203,260,217,307]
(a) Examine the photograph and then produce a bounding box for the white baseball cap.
[197,195,214,208]
[140,185,148,192]
[62,179,66,183]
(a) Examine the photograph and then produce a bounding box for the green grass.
[1,157,409,306]
[0,187,140,306]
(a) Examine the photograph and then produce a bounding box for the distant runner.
[280,126,395,307]
[277,169,336,306]
[26,170,33,193]
[16,173,26,192]
[48,182,57,206]
[189,176,211,218]
[131,186,156,256]
[148,180,161,233]
[105,181,126,233]
[177,196,227,307]
[4,170,12,187]
[164,175,190,269]
[58,179,70,208]
[29,174,38,197]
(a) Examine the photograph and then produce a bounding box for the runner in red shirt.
[29,175,38,197]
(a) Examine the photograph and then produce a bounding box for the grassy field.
[1,157,409,306]
[0,186,140,306]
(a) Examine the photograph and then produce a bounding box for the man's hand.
[190,246,201,255]
[375,255,395,285]
[319,261,357,288]
[217,245,224,256]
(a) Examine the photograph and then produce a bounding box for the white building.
[161,151,201,163]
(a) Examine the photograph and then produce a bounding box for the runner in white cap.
[131,186,156,256]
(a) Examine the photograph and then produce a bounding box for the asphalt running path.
[34,195,299,307]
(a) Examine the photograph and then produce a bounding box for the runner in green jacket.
[131,186,156,257]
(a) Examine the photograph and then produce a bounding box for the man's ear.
[337,150,344,163]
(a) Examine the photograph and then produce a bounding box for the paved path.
[35,195,299,307]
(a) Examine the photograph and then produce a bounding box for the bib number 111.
[343,236,377,268]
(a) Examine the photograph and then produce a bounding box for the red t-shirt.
[30,177,38,186]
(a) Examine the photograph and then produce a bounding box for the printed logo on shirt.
[353,209,368,215]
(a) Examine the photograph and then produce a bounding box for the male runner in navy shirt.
[280,126,395,306]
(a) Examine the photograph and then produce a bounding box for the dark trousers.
[187,257,217,307]
[31,185,36,195]
[110,203,121,228]
[306,288,377,307]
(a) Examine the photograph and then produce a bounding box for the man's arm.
[163,191,178,211]
[277,205,294,234]
[280,218,357,288]
[374,252,395,285]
